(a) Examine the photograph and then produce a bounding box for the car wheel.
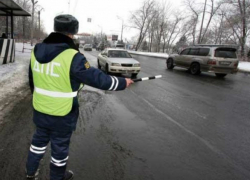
[166,58,174,69]
[97,59,101,69]
[215,73,227,78]
[131,73,138,78]
[190,63,201,75]
[105,64,109,74]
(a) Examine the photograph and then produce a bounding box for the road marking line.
[130,89,250,177]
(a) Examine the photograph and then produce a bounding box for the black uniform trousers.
[26,127,72,180]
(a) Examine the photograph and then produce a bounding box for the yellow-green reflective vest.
[31,49,82,116]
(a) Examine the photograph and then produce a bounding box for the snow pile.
[128,51,169,58]
[0,43,34,101]
[238,62,250,72]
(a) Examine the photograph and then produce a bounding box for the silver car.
[83,44,92,51]
[166,45,239,77]
[97,48,140,77]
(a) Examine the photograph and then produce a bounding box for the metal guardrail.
[15,41,33,53]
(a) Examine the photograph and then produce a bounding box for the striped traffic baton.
[132,75,162,82]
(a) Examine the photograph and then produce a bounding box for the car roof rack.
[192,44,239,49]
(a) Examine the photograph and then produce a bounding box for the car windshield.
[214,48,237,58]
[108,50,132,58]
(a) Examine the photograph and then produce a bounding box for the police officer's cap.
[54,14,79,35]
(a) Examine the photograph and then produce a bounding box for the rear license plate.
[220,61,231,65]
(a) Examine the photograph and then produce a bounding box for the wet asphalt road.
[81,49,250,180]
[0,49,250,180]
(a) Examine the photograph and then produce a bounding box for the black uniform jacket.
[29,32,126,132]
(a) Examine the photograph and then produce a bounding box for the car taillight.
[207,60,216,65]
[234,62,239,67]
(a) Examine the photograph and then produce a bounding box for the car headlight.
[134,64,140,67]
[111,63,121,66]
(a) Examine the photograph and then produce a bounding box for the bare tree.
[199,0,223,43]
[237,0,248,60]
[130,0,156,51]
[13,0,47,42]
[131,0,250,58]
[162,23,169,53]
[148,24,154,52]
[13,0,32,39]
[22,0,30,39]
[165,13,183,53]
[156,2,172,52]
[30,0,38,46]
[220,0,250,60]
[198,0,207,43]
[183,0,200,44]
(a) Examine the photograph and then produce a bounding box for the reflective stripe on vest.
[31,48,81,116]
[34,87,78,98]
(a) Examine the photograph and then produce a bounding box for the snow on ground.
[0,43,33,101]
[238,61,250,72]
[129,50,250,73]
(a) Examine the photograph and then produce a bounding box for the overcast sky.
[37,0,186,40]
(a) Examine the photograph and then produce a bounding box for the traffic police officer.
[26,14,134,180]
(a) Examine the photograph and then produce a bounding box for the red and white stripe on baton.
[132,75,162,82]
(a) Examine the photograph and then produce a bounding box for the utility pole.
[117,16,124,42]
[31,0,38,46]
[38,8,44,41]
[121,20,124,42]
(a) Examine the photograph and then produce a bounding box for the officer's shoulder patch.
[84,61,90,69]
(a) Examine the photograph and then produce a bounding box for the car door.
[175,48,190,66]
[100,49,108,66]
[98,50,104,66]
[197,48,210,68]
[186,48,199,67]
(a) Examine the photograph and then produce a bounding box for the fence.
[15,39,33,53]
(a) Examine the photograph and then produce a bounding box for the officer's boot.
[26,169,39,179]
[63,170,74,180]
